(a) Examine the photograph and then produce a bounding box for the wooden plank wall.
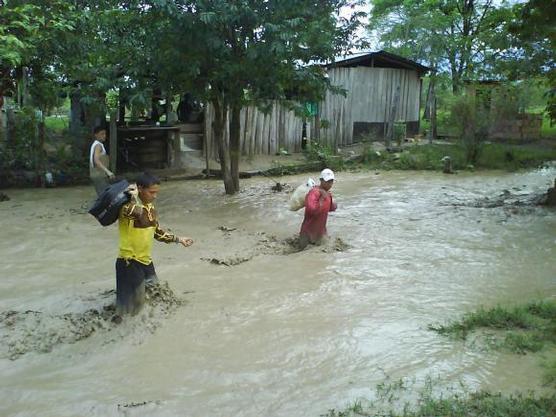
[317,67,421,147]
[204,102,304,158]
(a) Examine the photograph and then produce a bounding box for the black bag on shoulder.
[88,179,131,226]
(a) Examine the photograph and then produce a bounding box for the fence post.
[109,111,117,173]
[386,85,401,149]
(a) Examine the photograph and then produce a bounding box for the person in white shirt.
[89,126,115,195]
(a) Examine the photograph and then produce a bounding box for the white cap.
[320,168,335,182]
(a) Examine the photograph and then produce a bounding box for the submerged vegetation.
[429,299,556,387]
[324,388,556,417]
[324,300,556,417]
[428,299,556,351]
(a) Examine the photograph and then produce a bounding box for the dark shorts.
[115,258,158,315]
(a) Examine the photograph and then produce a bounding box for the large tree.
[506,0,556,121]
[147,0,365,194]
[0,1,76,108]
[368,0,514,93]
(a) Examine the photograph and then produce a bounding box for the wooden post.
[429,95,437,144]
[109,111,117,173]
[314,115,320,142]
[165,91,172,123]
[1,96,7,143]
[166,129,175,168]
[386,85,401,149]
[425,75,438,144]
[37,115,45,183]
[6,104,14,145]
[204,124,210,177]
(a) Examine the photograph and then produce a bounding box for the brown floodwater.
[0,167,555,417]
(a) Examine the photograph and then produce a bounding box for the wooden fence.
[204,101,304,157]
[318,67,422,147]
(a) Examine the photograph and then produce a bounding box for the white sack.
[288,178,316,211]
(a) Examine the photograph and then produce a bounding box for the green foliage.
[501,332,545,354]
[0,3,43,68]
[355,142,555,172]
[543,359,556,387]
[44,115,68,132]
[360,143,385,165]
[478,143,556,170]
[303,141,344,170]
[48,142,88,181]
[0,107,41,170]
[428,299,556,354]
[324,379,556,417]
[0,1,76,106]
[105,89,119,113]
[369,0,515,92]
[505,0,555,86]
[428,299,556,388]
[449,94,489,164]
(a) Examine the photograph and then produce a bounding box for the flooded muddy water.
[0,167,555,417]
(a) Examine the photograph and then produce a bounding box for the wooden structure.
[115,125,180,172]
[204,102,304,158]
[464,81,542,140]
[203,51,429,157]
[318,51,430,147]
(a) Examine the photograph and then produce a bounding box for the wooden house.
[201,51,429,159]
[317,51,430,147]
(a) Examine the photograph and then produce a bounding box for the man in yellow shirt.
[117,172,193,315]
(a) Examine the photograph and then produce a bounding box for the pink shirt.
[300,186,337,241]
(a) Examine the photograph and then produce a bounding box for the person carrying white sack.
[297,168,337,250]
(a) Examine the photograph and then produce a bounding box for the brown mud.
[0,282,184,360]
[201,228,350,266]
[446,186,555,212]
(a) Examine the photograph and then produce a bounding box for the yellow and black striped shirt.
[118,199,177,264]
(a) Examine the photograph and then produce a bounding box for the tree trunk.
[37,118,46,182]
[109,111,118,173]
[69,89,86,156]
[212,98,234,194]
[229,104,241,192]
[427,77,437,143]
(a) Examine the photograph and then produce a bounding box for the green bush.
[303,141,344,170]
[450,94,489,164]
[478,143,556,170]
[1,107,41,171]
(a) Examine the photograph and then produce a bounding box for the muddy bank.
[446,184,556,212]
[201,227,350,266]
[0,282,184,360]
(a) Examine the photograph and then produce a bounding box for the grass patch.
[323,377,556,417]
[543,359,556,387]
[429,299,556,386]
[45,115,69,132]
[343,142,556,172]
[478,143,556,170]
[428,300,555,348]
[541,117,556,138]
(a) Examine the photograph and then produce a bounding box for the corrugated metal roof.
[326,50,431,74]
